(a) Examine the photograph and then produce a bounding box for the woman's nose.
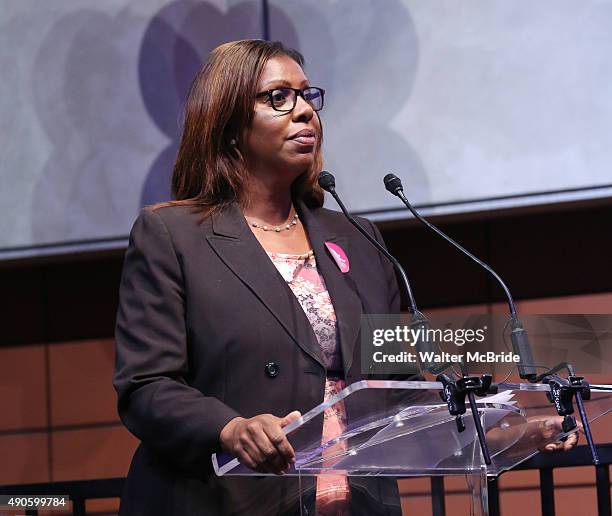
[292,94,314,122]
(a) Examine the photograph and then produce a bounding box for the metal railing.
[0,445,610,515]
[0,478,123,516]
[429,444,612,516]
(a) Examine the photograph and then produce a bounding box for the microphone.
[318,171,418,314]
[334,171,499,464]
[318,171,448,375]
[383,173,538,381]
[384,174,607,466]
[317,170,336,192]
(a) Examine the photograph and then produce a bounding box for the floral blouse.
[267,250,351,515]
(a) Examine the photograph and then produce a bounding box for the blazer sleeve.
[113,209,240,473]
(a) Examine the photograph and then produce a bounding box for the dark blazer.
[113,197,403,515]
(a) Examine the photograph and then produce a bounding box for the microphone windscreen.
[318,171,336,192]
[383,173,403,195]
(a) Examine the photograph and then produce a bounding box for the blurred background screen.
[2,0,612,260]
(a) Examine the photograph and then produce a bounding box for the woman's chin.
[281,156,315,176]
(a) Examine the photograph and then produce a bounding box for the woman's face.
[242,55,321,184]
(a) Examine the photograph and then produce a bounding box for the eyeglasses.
[255,87,325,113]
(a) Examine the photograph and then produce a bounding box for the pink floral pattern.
[267,250,342,372]
[267,250,350,513]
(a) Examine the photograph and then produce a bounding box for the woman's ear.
[227,136,243,161]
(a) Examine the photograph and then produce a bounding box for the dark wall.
[382,200,612,310]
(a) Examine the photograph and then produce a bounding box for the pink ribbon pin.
[325,242,349,273]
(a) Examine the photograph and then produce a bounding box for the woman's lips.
[290,135,316,145]
[288,129,316,147]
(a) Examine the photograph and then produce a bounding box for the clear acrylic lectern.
[213,315,612,515]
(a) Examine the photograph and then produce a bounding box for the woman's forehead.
[258,56,308,89]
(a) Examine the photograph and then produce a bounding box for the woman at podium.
[113,39,579,516]
[113,39,403,515]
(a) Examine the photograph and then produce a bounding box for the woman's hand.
[219,410,302,475]
[525,415,581,453]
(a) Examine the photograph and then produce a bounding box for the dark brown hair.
[167,39,324,217]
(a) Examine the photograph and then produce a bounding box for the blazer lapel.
[205,203,325,369]
[295,199,363,374]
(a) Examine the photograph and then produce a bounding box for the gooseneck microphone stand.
[318,170,495,465]
[383,174,537,380]
[318,171,418,314]
[383,173,600,465]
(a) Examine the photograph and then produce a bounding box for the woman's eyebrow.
[260,79,311,89]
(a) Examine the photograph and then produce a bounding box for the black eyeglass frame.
[255,87,325,112]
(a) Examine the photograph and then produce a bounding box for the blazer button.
[265,362,279,378]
